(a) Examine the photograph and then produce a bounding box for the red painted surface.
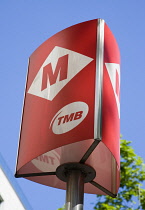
[16,19,120,195]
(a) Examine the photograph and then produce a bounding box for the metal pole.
[65,170,84,210]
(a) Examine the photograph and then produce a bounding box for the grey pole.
[65,170,84,210]
[56,163,96,210]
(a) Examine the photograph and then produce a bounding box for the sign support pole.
[56,163,96,210]
[65,170,84,210]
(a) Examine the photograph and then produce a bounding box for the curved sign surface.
[15,19,120,196]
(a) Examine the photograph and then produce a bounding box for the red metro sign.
[15,19,120,197]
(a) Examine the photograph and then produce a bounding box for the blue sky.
[1,1,145,209]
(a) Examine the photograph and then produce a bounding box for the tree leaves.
[94,139,145,210]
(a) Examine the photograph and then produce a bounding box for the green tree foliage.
[94,139,145,210]
[57,207,65,210]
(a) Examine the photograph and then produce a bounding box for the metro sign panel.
[15,19,120,196]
